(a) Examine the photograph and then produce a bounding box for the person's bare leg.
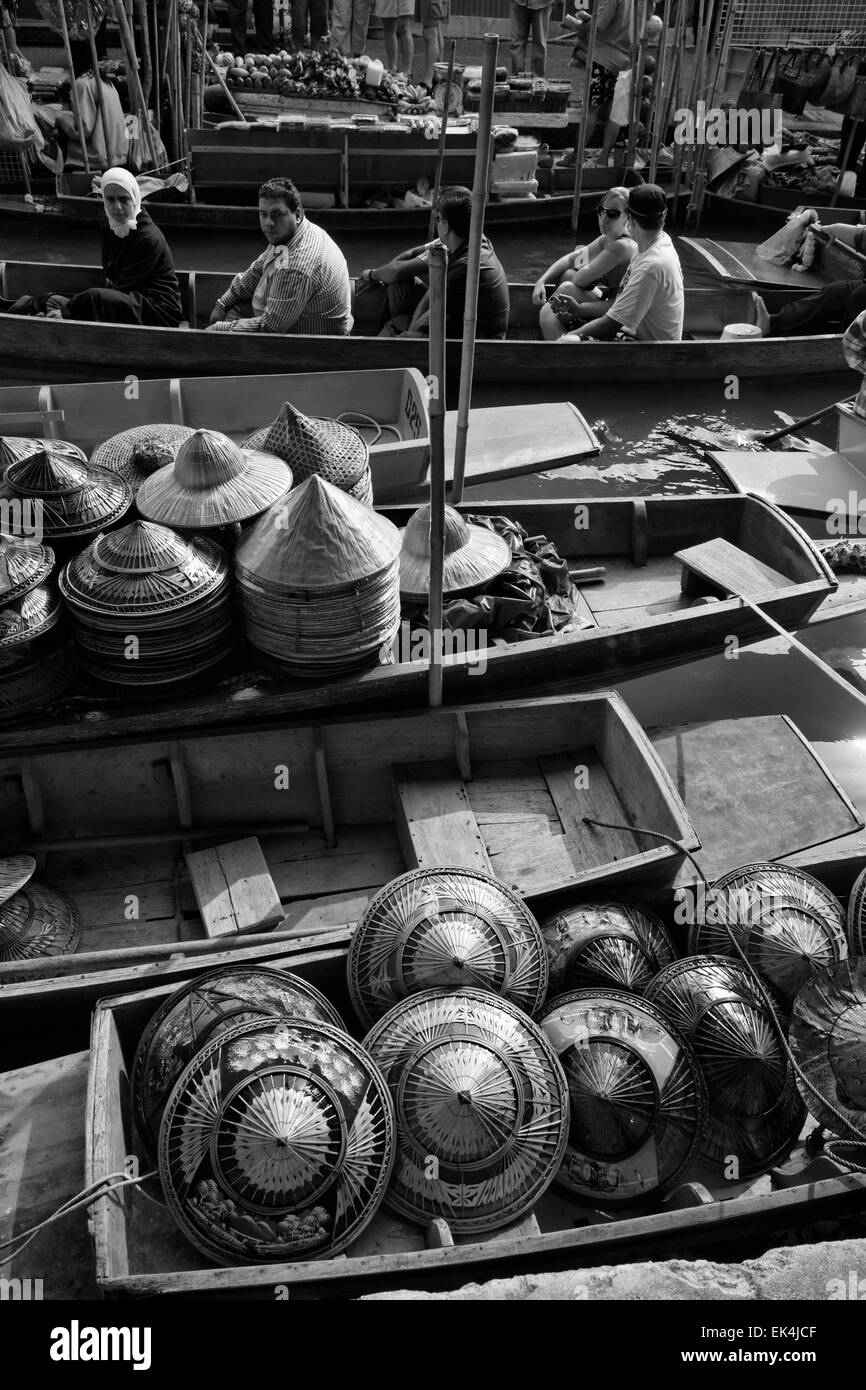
[397,15,414,76]
[382,16,398,70]
[599,118,620,167]
[422,22,441,86]
[539,303,567,339]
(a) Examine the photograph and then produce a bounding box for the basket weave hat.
[0,854,36,908]
[0,533,55,604]
[236,473,400,591]
[0,585,62,647]
[90,423,197,490]
[0,436,87,472]
[399,504,511,601]
[791,958,866,1136]
[4,448,131,539]
[0,881,81,961]
[246,403,369,487]
[136,429,293,529]
[541,900,676,997]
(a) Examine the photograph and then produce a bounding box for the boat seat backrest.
[0,263,194,326]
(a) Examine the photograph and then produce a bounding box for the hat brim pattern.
[136,448,293,528]
[90,424,197,489]
[399,521,511,601]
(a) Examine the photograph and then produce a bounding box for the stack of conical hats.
[136,429,292,530]
[243,403,373,507]
[58,520,237,686]
[3,446,132,552]
[0,436,88,472]
[0,855,81,962]
[0,530,78,720]
[90,423,197,492]
[235,475,401,676]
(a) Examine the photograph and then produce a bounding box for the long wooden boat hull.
[706,190,866,229]
[0,260,850,383]
[679,231,866,293]
[0,495,837,748]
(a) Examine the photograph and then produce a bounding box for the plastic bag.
[0,63,44,152]
[755,207,819,266]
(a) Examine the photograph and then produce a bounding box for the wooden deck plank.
[675,537,794,598]
[542,751,646,869]
[393,761,493,874]
[185,837,283,938]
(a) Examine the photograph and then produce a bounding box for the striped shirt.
[211,218,352,335]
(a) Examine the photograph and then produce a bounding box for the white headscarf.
[101,167,142,239]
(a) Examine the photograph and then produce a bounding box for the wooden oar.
[451,32,498,504]
[56,0,92,173]
[206,48,245,121]
[753,394,858,445]
[739,595,866,713]
[428,38,456,241]
[427,243,447,708]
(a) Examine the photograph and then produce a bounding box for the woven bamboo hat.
[399,504,511,601]
[158,1017,396,1263]
[4,448,132,539]
[236,474,400,591]
[646,956,805,1176]
[244,404,373,506]
[363,988,570,1234]
[131,964,345,1158]
[541,899,677,997]
[791,958,866,1136]
[90,423,197,490]
[0,436,87,472]
[136,429,292,529]
[0,585,62,648]
[0,854,36,908]
[0,532,55,604]
[0,881,81,962]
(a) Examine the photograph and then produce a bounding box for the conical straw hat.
[90,423,196,489]
[248,403,369,491]
[0,437,87,472]
[399,504,511,601]
[235,474,400,591]
[136,429,293,529]
[59,520,229,615]
[0,584,61,646]
[4,448,132,538]
[0,532,55,604]
[0,854,36,907]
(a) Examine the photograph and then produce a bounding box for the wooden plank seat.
[0,260,196,327]
[675,537,792,599]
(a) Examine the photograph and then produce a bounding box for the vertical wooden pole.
[451,33,498,505]
[648,0,674,184]
[57,1,92,173]
[111,0,159,166]
[569,6,599,235]
[83,0,113,167]
[427,242,447,710]
[625,0,649,172]
[428,38,456,241]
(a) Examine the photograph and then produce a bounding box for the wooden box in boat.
[0,496,837,747]
[0,368,600,504]
[0,261,848,384]
[84,943,866,1300]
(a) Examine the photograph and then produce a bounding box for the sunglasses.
[598,206,624,219]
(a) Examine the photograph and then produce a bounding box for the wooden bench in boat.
[82,947,866,1300]
[675,537,792,599]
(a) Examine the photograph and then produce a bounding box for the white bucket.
[720,322,762,342]
[364,59,385,88]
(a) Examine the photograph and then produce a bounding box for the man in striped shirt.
[207,178,352,335]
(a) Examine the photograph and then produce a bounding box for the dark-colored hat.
[627,183,668,220]
[0,881,81,962]
[541,899,676,996]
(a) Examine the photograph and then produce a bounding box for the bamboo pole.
[666,0,690,215]
[135,0,152,111]
[648,0,675,184]
[625,0,649,173]
[56,0,92,173]
[83,0,112,168]
[150,0,160,135]
[451,32,498,505]
[111,0,159,167]
[687,0,737,226]
[428,37,456,240]
[569,4,600,235]
[427,242,447,710]
[198,0,209,125]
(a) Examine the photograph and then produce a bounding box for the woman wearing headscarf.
[48,168,184,326]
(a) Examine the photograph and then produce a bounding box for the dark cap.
[627,184,668,220]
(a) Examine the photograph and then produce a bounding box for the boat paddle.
[751,394,858,446]
[736,594,866,714]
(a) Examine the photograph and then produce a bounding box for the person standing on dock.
[562,183,683,341]
[376,0,415,77]
[207,178,352,334]
[510,0,556,79]
[226,0,274,56]
[331,0,374,57]
[558,0,634,167]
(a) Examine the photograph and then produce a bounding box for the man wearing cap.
[562,183,683,342]
[207,178,352,336]
[357,185,510,339]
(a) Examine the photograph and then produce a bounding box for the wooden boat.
[0,494,838,745]
[706,188,866,230]
[0,260,848,384]
[0,368,600,504]
[679,227,866,292]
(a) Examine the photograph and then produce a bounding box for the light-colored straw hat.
[0,854,36,908]
[0,532,55,604]
[135,429,293,529]
[399,504,511,601]
[90,423,197,490]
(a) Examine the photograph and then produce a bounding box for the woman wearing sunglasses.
[532,187,635,341]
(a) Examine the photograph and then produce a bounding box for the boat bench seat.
[675,537,791,599]
[0,261,196,328]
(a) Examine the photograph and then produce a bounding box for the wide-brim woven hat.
[0,532,55,604]
[541,899,677,997]
[90,423,197,489]
[0,881,81,962]
[236,474,400,592]
[244,402,370,492]
[136,429,292,529]
[0,584,62,647]
[790,957,866,1136]
[0,854,36,907]
[4,448,132,539]
[0,436,87,472]
[131,964,345,1158]
[399,504,511,601]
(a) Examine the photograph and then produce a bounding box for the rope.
[0,1167,159,1269]
[582,814,866,1164]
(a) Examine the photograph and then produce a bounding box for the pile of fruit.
[215,50,434,110]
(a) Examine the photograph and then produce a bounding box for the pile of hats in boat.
[0,854,80,963]
[121,858,866,1268]
[0,400,404,694]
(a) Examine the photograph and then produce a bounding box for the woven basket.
[90,424,197,489]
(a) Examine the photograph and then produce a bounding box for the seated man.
[562,183,683,342]
[752,223,866,337]
[207,177,352,335]
[357,185,510,339]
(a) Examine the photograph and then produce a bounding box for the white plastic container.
[364,58,385,88]
[720,323,762,342]
[490,178,539,199]
[491,150,539,182]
